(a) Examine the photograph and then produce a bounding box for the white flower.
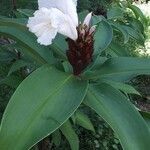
[27,0,93,46]
[38,0,78,26]
[27,8,61,45]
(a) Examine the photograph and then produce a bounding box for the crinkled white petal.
[37,29,58,45]
[83,12,92,27]
[27,7,78,45]
[28,8,60,30]
[27,8,63,45]
[58,15,78,40]
[38,0,78,26]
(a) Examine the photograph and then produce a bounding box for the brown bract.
[67,24,95,75]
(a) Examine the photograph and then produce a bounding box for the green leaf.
[84,83,150,150]
[121,25,145,45]
[51,35,67,60]
[75,110,95,132]
[109,19,145,44]
[62,61,73,73]
[88,56,107,71]
[0,19,53,64]
[99,79,140,95]
[78,10,89,22]
[128,4,147,26]
[101,73,136,83]
[129,18,144,34]
[106,42,129,57]
[85,57,150,79]
[0,17,27,28]
[94,20,113,54]
[0,26,53,64]
[91,15,103,25]
[107,6,124,20]
[60,120,79,150]
[110,22,129,44]
[0,65,88,150]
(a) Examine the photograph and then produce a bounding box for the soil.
[130,75,150,112]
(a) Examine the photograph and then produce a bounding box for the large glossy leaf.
[84,83,150,150]
[85,57,150,79]
[94,20,113,54]
[0,65,88,150]
[60,120,79,150]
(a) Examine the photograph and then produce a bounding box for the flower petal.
[38,0,78,26]
[37,29,58,45]
[58,15,78,40]
[83,12,92,27]
[27,8,62,45]
[27,7,78,45]
[89,25,97,34]
[73,0,78,6]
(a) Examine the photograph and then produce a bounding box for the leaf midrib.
[13,74,73,149]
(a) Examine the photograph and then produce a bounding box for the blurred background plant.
[0,0,37,16]
[131,0,150,56]
[0,0,150,150]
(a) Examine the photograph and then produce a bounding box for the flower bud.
[67,24,95,75]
